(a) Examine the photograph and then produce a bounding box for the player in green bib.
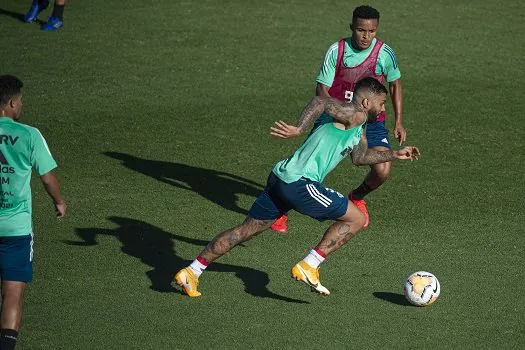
[175,78,420,297]
[0,75,66,349]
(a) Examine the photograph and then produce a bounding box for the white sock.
[189,258,208,277]
[302,249,326,268]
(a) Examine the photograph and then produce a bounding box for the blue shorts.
[248,172,348,221]
[0,234,33,282]
[366,121,391,149]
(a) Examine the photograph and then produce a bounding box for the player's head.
[353,77,387,121]
[0,75,24,120]
[350,5,380,50]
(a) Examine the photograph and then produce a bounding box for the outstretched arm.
[270,96,365,139]
[351,134,420,166]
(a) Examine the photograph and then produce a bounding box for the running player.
[0,75,66,349]
[174,77,419,297]
[272,5,405,232]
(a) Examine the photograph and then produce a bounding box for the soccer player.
[174,77,419,297]
[23,0,67,31]
[271,5,405,232]
[0,75,66,349]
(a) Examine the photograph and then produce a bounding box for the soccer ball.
[403,271,440,306]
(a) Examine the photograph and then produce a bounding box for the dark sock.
[351,181,373,200]
[52,4,64,19]
[0,329,18,350]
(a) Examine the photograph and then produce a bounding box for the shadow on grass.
[373,292,415,306]
[67,216,308,304]
[104,152,264,216]
[0,7,46,25]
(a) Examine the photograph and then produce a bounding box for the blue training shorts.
[366,121,391,149]
[248,172,348,221]
[0,234,33,282]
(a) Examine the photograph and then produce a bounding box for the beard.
[367,107,380,121]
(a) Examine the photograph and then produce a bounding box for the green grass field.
[1,0,524,348]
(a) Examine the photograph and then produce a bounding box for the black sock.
[52,4,65,19]
[0,329,18,350]
[351,181,373,200]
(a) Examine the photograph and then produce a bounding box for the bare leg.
[315,200,366,255]
[200,216,275,263]
[365,160,391,190]
[1,281,26,331]
[359,145,392,194]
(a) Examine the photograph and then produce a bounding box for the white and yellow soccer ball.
[403,271,440,306]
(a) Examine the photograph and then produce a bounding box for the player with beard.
[174,78,419,297]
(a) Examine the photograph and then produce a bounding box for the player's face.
[350,18,378,50]
[365,93,386,122]
[11,94,23,120]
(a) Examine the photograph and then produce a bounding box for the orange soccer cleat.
[349,193,369,228]
[271,214,288,233]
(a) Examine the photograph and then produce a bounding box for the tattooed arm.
[351,134,421,166]
[270,96,365,139]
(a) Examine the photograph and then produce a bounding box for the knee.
[354,211,366,230]
[372,162,391,182]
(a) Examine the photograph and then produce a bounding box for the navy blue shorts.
[366,121,391,149]
[248,172,348,221]
[0,234,33,282]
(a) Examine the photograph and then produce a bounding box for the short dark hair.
[352,5,380,22]
[0,75,23,109]
[354,77,387,97]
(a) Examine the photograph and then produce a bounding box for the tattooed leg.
[315,201,366,255]
[199,216,275,263]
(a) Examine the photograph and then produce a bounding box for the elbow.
[352,156,366,166]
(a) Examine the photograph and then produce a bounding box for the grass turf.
[1,0,524,348]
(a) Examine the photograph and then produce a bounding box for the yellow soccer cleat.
[174,267,202,297]
[291,261,330,296]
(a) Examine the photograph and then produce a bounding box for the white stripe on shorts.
[306,184,331,207]
[30,231,34,262]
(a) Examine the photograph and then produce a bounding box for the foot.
[24,0,49,23]
[174,267,201,297]
[271,214,288,233]
[291,261,330,295]
[349,193,369,228]
[41,16,63,31]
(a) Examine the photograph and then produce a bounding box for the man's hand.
[270,121,302,139]
[54,201,67,218]
[395,146,420,161]
[394,124,407,145]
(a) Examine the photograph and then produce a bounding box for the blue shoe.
[41,16,64,31]
[24,0,49,23]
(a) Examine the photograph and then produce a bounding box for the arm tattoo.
[297,96,325,133]
[352,136,396,165]
[297,96,364,132]
[324,98,363,126]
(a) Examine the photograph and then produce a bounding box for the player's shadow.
[373,292,414,306]
[67,216,308,303]
[0,7,46,24]
[104,152,264,216]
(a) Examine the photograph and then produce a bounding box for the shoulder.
[378,42,399,70]
[380,43,398,58]
[8,121,34,138]
[324,41,339,56]
[22,124,44,139]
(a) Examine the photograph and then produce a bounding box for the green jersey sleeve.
[30,128,57,176]
[315,41,339,87]
[378,44,401,82]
